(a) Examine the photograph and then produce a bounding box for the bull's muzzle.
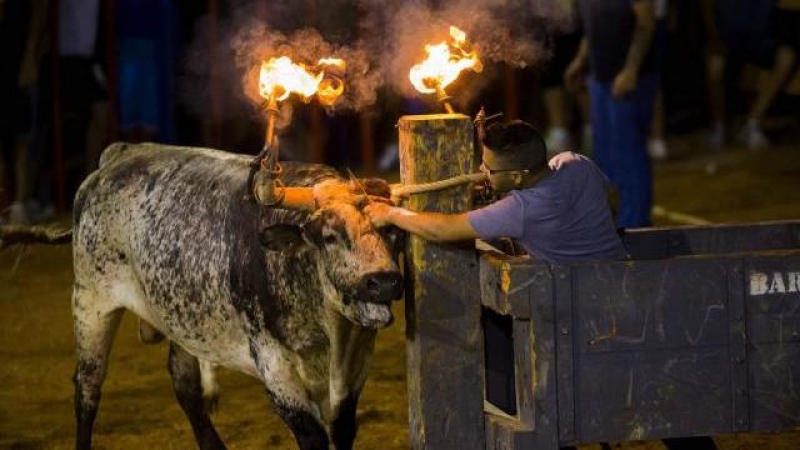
[357,271,403,304]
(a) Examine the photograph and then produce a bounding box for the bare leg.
[648,91,668,159]
[544,86,572,154]
[706,51,727,151]
[749,45,796,122]
[544,86,569,129]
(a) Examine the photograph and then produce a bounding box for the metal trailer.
[477,220,800,449]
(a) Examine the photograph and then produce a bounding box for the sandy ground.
[2,141,800,449]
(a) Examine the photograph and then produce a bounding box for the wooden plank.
[571,258,734,442]
[554,265,575,444]
[573,259,729,354]
[517,264,560,450]
[514,318,534,424]
[485,413,536,450]
[744,254,800,432]
[727,259,749,433]
[623,221,800,259]
[575,348,732,442]
[398,114,484,449]
[479,249,539,318]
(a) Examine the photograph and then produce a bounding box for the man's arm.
[613,0,656,97]
[365,203,480,242]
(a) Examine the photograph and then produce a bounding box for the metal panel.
[745,254,800,431]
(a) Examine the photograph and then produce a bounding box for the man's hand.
[548,151,581,170]
[365,202,396,228]
[612,66,639,98]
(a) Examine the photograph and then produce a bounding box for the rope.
[389,174,713,227]
[390,172,487,197]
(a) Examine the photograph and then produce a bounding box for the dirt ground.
[2,139,800,450]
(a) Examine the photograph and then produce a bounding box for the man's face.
[481,147,520,192]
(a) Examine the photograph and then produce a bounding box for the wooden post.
[50,0,65,212]
[503,65,519,120]
[206,0,222,148]
[359,113,375,175]
[398,114,484,449]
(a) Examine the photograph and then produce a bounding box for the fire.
[409,26,483,95]
[259,56,345,106]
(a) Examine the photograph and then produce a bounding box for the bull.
[71,142,403,449]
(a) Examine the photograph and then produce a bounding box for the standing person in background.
[565,0,660,229]
[541,2,592,157]
[647,0,670,160]
[702,0,796,150]
[59,0,109,192]
[116,0,178,144]
[0,0,49,224]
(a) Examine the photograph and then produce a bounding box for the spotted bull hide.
[72,143,403,450]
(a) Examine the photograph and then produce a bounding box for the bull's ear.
[259,224,306,253]
[357,178,391,199]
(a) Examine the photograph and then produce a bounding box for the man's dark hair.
[482,120,548,170]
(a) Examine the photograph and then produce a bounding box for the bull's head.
[260,178,403,328]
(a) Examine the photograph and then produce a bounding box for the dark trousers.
[589,74,659,228]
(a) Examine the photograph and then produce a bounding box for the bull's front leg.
[328,313,378,450]
[249,337,329,450]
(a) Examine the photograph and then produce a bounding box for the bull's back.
[72,143,337,369]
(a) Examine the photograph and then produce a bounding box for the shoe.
[708,122,725,151]
[378,143,399,172]
[737,119,769,150]
[648,139,668,160]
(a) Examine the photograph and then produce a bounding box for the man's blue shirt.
[467,156,627,264]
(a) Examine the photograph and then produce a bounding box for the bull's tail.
[0,224,73,249]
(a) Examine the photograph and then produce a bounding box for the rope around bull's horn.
[389,172,487,200]
[388,173,712,226]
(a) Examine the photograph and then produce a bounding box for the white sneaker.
[647,139,668,160]
[708,122,725,151]
[737,119,770,150]
[378,143,399,172]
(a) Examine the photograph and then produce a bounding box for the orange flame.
[409,26,483,95]
[259,56,345,106]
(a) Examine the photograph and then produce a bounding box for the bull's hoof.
[138,319,165,344]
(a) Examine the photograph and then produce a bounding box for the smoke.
[359,0,575,99]
[180,0,576,122]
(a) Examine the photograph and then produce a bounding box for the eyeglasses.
[479,162,530,175]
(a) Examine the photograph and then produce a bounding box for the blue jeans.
[589,74,659,228]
